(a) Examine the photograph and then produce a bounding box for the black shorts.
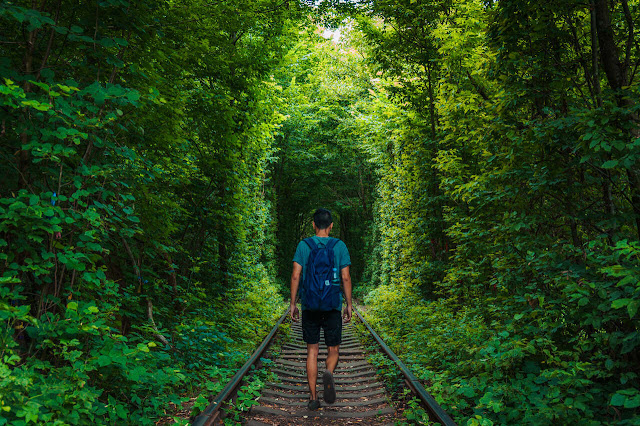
[302,309,342,347]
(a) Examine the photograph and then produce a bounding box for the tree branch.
[620,0,634,75]
[465,70,489,101]
[35,0,62,81]
[121,235,173,348]
[147,299,173,348]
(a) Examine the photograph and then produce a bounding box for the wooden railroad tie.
[244,321,399,424]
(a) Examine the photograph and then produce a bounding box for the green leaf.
[99,38,117,48]
[624,395,640,409]
[115,404,127,419]
[126,91,140,102]
[611,393,626,406]
[97,355,112,366]
[21,99,51,111]
[611,298,631,309]
[461,386,476,397]
[602,160,618,169]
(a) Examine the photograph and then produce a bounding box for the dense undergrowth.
[0,0,290,423]
[344,0,640,423]
[274,0,640,424]
[365,275,640,425]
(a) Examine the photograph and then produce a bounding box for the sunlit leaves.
[355,0,640,423]
[0,0,296,423]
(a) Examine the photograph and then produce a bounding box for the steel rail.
[191,309,289,426]
[354,307,457,426]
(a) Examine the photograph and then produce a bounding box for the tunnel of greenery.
[1,0,640,424]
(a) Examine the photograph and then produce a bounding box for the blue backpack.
[302,237,341,311]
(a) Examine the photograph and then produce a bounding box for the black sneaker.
[308,399,321,411]
[323,371,336,404]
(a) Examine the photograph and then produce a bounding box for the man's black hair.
[313,208,333,230]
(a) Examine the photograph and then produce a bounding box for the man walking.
[289,208,353,411]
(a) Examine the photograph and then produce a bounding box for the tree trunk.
[592,0,640,239]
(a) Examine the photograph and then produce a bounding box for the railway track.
[247,319,396,425]
[192,308,455,425]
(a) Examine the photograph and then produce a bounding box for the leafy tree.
[2,0,640,423]
[0,0,300,422]
[271,29,377,284]
[350,0,640,423]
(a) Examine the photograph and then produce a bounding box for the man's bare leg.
[322,345,339,404]
[326,345,339,373]
[307,343,320,400]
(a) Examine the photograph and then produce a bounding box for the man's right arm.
[290,261,302,322]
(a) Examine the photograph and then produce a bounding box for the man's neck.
[315,231,330,238]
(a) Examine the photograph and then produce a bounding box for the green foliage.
[270,30,378,284]
[347,0,640,423]
[3,0,640,424]
[1,0,299,423]
[400,392,431,426]
[0,296,189,424]
[223,367,276,424]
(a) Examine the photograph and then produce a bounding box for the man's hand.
[343,304,352,323]
[340,266,353,323]
[290,303,300,322]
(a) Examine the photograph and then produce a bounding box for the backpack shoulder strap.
[327,238,340,249]
[303,237,318,250]
[326,238,339,250]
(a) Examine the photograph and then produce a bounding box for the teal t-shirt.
[293,236,351,311]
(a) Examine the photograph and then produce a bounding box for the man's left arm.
[341,266,352,322]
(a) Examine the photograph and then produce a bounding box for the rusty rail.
[191,309,289,426]
[354,307,456,426]
[192,306,455,425]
